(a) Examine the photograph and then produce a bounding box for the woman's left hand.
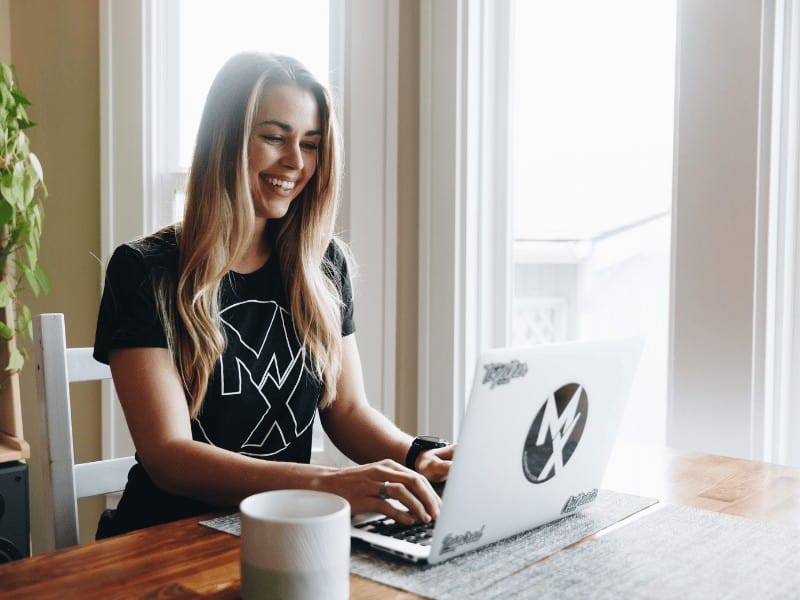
[415,445,455,482]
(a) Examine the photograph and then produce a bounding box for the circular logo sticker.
[522,383,588,484]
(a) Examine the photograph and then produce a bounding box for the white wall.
[668,0,766,459]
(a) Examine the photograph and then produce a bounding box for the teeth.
[265,176,295,190]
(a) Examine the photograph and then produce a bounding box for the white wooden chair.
[34,313,135,551]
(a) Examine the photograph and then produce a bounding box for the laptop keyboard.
[354,517,436,546]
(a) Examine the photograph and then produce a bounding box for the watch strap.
[405,436,448,471]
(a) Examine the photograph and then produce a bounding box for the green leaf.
[10,89,30,107]
[35,264,49,295]
[6,346,23,371]
[17,304,32,339]
[0,320,11,339]
[24,242,35,267]
[16,304,33,339]
[23,264,40,295]
[0,281,11,307]
[0,199,12,227]
[1,181,18,208]
[0,64,13,86]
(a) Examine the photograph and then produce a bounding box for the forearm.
[322,402,413,466]
[141,438,334,506]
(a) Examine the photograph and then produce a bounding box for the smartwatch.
[405,435,449,471]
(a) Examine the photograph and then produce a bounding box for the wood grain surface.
[2,443,798,599]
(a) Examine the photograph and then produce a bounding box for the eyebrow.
[258,119,321,137]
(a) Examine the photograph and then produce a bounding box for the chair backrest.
[34,313,136,551]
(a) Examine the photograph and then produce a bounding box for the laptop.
[351,338,642,564]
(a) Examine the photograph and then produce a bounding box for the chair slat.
[75,457,135,498]
[35,313,135,551]
[67,347,111,382]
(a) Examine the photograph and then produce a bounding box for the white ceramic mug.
[239,489,351,600]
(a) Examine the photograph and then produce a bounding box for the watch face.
[417,435,448,446]
[407,435,448,470]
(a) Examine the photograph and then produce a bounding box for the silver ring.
[379,481,390,500]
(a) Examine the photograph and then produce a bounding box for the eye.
[301,141,319,152]
[261,135,283,144]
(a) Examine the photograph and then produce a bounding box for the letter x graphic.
[219,301,311,456]
[535,385,583,481]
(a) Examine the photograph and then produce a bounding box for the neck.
[233,220,271,274]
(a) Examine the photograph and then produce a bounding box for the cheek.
[305,155,319,179]
[246,144,259,177]
[248,139,274,167]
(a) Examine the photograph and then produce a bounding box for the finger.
[424,459,453,483]
[394,470,441,518]
[370,461,442,518]
[434,445,456,460]
[381,480,433,524]
[375,480,390,501]
[382,502,417,526]
[366,480,422,525]
[371,466,439,520]
[416,449,454,483]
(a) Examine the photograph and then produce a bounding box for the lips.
[262,175,296,190]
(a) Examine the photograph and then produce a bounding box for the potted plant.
[0,62,48,460]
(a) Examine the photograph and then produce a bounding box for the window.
[510,0,676,446]
[417,0,675,444]
[419,0,800,465]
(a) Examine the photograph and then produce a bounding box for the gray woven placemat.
[480,504,800,599]
[349,489,657,599]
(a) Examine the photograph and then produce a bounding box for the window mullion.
[418,0,512,440]
[763,0,800,466]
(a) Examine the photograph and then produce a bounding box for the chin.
[256,198,294,220]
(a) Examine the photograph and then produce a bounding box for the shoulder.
[322,238,356,334]
[121,224,179,263]
[110,225,179,276]
[323,237,354,279]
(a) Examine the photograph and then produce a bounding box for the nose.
[281,141,303,170]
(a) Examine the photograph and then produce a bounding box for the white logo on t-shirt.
[211,300,313,456]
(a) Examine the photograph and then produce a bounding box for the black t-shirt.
[93,226,355,535]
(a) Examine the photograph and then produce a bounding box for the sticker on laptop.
[561,488,599,514]
[482,360,528,389]
[521,382,588,484]
[440,525,486,555]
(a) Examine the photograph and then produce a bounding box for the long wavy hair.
[156,53,344,417]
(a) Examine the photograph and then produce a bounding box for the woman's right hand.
[319,459,442,525]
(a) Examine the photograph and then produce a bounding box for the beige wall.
[9,0,103,550]
[0,0,10,63]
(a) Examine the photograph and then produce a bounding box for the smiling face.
[247,84,321,222]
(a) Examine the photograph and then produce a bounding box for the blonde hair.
[157,53,344,417]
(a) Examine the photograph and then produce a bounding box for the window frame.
[417,0,513,441]
[760,0,800,466]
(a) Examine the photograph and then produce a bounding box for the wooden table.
[2,443,799,599]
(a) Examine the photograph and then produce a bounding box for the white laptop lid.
[425,337,642,564]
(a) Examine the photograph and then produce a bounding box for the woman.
[94,52,453,538]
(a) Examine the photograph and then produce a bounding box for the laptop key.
[360,516,437,546]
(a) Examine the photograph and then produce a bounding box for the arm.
[320,335,412,465]
[320,335,454,485]
[109,347,331,506]
[110,341,445,524]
